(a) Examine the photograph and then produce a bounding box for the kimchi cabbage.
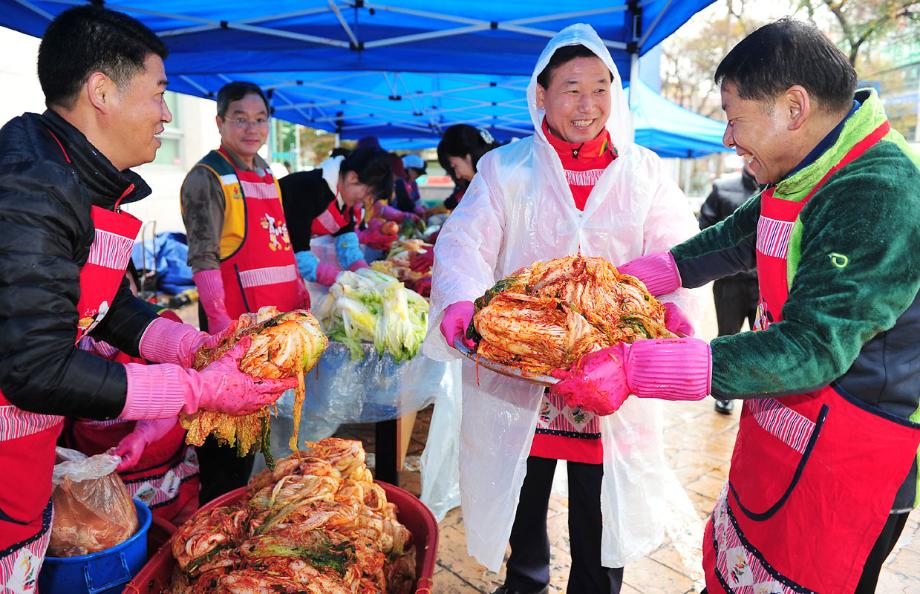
[468,255,674,375]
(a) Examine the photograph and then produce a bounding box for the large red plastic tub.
[125,481,436,593]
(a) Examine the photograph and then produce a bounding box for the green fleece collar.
[775,89,887,202]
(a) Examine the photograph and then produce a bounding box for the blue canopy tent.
[1,0,724,154]
[2,0,713,80]
[166,70,730,157]
[630,79,729,158]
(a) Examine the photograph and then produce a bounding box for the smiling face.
[720,80,801,185]
[536,55,611,144]
[217,92,269,164]
[107,53,171,169]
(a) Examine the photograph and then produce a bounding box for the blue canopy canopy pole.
[626,0,641,111]
[629,53,640,111]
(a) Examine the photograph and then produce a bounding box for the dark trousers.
[196,436,256,504]
[195,303,256,505]
[712,278,758,408]
[854,511,909,593]
[505,456,623,594]
[701,511,909,594]
[712,278,758,336]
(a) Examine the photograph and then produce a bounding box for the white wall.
[0,29,46,124]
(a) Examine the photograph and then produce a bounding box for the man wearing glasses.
[181,81,308,503]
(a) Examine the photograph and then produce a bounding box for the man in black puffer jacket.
[0,6,293,581]
[697,165,760,414]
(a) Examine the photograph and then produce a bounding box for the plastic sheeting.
[292,234,461,518]
[252,339,462,520]
[418,360,462,521]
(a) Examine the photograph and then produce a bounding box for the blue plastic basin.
[38,498,151,594]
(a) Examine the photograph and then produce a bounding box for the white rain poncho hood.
[423,24,704,573]
[526,23,634,151]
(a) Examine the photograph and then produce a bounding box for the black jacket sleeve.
[393,179,415,212]
[280,171,335,253]
[672,194,760,287]
[0,161,129,419]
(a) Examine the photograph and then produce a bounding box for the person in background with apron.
[0,8,295,590]
[181,81,309,504]
[279,148,394,286]
[392,154,427,217]
[553,19,920,594]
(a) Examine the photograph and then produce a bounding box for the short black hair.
[536,44,613,89]
[341,148,393,200]
[330,147,352,159]
[715,18,856,113]
[437,124,500,172]
[216,82,270,118]
[38,5,167,108]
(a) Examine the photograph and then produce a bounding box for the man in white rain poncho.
[424,24,706,594]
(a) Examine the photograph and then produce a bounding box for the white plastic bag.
[49,447,137,556]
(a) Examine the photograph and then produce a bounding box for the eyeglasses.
[225,117,269,129]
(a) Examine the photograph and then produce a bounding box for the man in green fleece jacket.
[550,18,919,594]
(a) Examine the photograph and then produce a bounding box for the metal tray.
[454,337,558,386]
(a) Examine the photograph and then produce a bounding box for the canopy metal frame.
[14,0,662,54]
[2,0,721,150]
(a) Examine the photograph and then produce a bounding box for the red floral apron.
[702,122,920,593]
[217,148,305,318]
[0,132,141,591]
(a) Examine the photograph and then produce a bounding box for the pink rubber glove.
[662,302,694,337]
[140,316,238,368]
[617,252,682,297]
[440,301,476,350]
[409,250,434,273]
[357,227,398,251]
[120,337,298,420]
[114,417,178,471]
[412,277,431,298]
[316,262,341,286]
[550,338,711,415]
[551,346,631,415]
[193,269,233,333]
